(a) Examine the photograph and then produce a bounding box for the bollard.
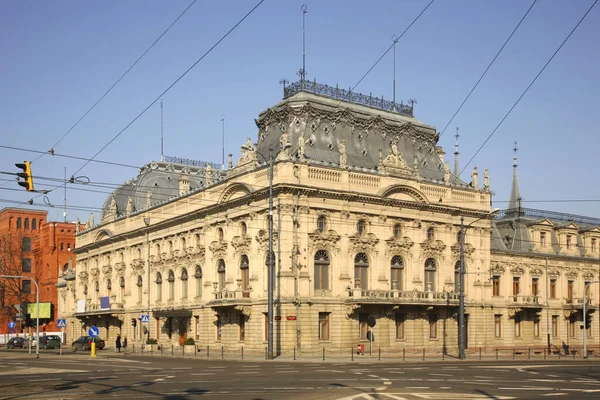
[378,347,381,361]
[544,348,546,360]
[293,347,296,361]
[142,345,144,355]
[222,345,224,359]
[558,350,561,360]
[183,345,185,357]
[496,348,498,360]
[513,348,516,360]
[172,344,174,356]
[422,348,425,361]
[207,345,210,358]
[403,347,405,361]
[573,351,576,360]
[160,345,162,356]
[91,342,96,358]
[195,346,197,357]
[151,344,153,355]
[323,347,325,361]
[265,347,267,360]
[479,348,482,361]
[242,346,244,360]
[351,347,354,361]
[528,348,531,360]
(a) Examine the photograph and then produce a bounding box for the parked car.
[5,337,26,349]
[37,335,61,349]
[71,336,105,351]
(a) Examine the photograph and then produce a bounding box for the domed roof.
[101,158,226,221]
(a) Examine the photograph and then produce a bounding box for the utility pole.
[0,275,39,358]
[546,257,551,353]
[267,147,274,360]
[144,217,151,342]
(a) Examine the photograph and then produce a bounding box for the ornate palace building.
[60,80,599,355]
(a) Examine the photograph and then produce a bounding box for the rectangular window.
[534,319,540,337]
[569,318,576,337]
[424,270,436,292]
[22,280,31,294]
[512,276,520,297]
[585,281,591,299]
[494,315,502,338]
[239,314,245,341]
[552,315,558,337]
[196,277,202,297]
[429,314,437,339]
[592,239,597,253]
[540,232,546,247]
[391,267,403,291]
[315,264,329,290]
[182,280,188,299]
[395,313,405,340]
[532,278,539,296]
[567,280,574,303]
[550,279,557,299]
[492,276,500,296]
[359,313,368,339]
[566,234,572,249]
[318,312,330,341]
[22,258,31,273]
[514,315,521,338]
[355,266,368,290]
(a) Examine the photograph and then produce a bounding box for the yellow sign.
[27,302,51,319]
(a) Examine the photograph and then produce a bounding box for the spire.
[507,141,522,214]
[453,127,460,178]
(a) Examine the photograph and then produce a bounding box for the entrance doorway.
[178,318,187,346]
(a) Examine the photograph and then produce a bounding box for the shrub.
[184,337,195,345]
[146,338,158,345]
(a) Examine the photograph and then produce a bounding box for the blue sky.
[1,0,599,222]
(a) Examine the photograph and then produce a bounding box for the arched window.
[424,258,437,291]
[180,237,187,253]
[83,285,88,297]
[357,220,367,235]
[457,230,463,244]
[136,276,143,303]
[195,234,201,248]
[195,265,203,297]
[94,281,99,304]
[24,218,29,229]
[317,216,327,232]
[119,276,125,302]
[240,255,249,295]
[217,259,226,291]
[391,255,404,290]
[155,243,161,259]
[314,250,330,290]
[181,268,188,299]
[22,237,31,252]
[240,222,247,236]
[354,253,369,290]
[137,248,142,260]
[454,261,462,292]
[168,270,175,300]
[16,217,22,229]
[32,219,37,230]
[107,279,112,297]
[393,224,402,238]
[217,228,224,241]
[156,273,163,302]
[168,241,173,255]
[427,227,435,241]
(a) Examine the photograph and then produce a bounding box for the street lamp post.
[144,217,151,343]
[1,275,39,358]
[458,208,499,360]
[267,147,274,360]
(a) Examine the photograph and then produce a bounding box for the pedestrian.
[116,334,122,353]
[123,335,128,353]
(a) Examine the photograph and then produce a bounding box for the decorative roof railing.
[497,207,600,226]
[283,79,414,117]
[164,155,222,170]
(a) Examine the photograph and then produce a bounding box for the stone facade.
[59,86,600,355]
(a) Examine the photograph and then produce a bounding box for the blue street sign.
[57,319,67,328]
[88,326,99,338]
[140,314,150,323]
[8,321,15,329]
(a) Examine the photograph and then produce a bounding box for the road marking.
[31,378,61,382]
[171,367,192,370]
[208,366,227,369]
[498,387,553,391]
[383,381,392,385]
[236,371,259,374]
[276,370,299,373]
[190,372,216,376]
[430,373,453,377]
[541,394,568,397]
[530,379,565,382]
[406,386,431,389]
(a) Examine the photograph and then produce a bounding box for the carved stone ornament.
[385,236,414,256]
[420,239,446,258]
[78,271,89,282]
[209,240,228,259]
[90,267,100,279]
[345,304,361,317]
[308,229,341,252]
[491,263,505,274]
[114,262,126,274]
[235,305,252,318]
[231,235,252,254]
[563,309,575,318]
[508,307,523,319]
[255,229,278,251]
[529,266,544,276]
[451,243,474,258]
[566,269,578,279]
[349,232,379,253]
[510,265,525,276]
[380,139,413,177]
[547,267,560,277]
[583,270,596,280]
[101,264,112,276]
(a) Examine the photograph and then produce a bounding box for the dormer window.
[393,224,402,239]
[540,232,546,247]
[317,216,327,233]
[566,234,572,250]
[357,220,367,235]
[592,238,597,253]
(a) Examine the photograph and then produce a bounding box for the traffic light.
[24,313,32,328]
[585,311,592,330]
[15,161,34,192]
[131,318,137,327]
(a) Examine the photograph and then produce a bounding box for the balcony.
[509,295,542,308]
[208,289,252,308]
[347,288,459,306]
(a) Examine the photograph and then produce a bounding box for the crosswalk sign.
[57,319,67,328]
[141,314,150,323]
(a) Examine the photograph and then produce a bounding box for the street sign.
[57,319,66,328]
[8,321,15,329]
[286,316,297,321]
[88,326,99,338]
[140,314,150,323]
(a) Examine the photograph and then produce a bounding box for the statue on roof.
[471,167,479,189]
[277,131,291,161]
[146,189,152,208]
[76,217,81,233]
[88,212,95,227]
[109,195,117,215]
[444,161,450,185]
[236,137,258,168]
[206,164,213,186]
[339,140,347,168]
[483,168,490,191]
[126,196,133,215]
[242,137,253,152]
[383,140,408,169]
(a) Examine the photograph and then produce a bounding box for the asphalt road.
[1,349,599,399]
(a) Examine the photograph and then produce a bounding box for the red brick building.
[0,208,77,334]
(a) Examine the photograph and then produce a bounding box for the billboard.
[27,302,52,319]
